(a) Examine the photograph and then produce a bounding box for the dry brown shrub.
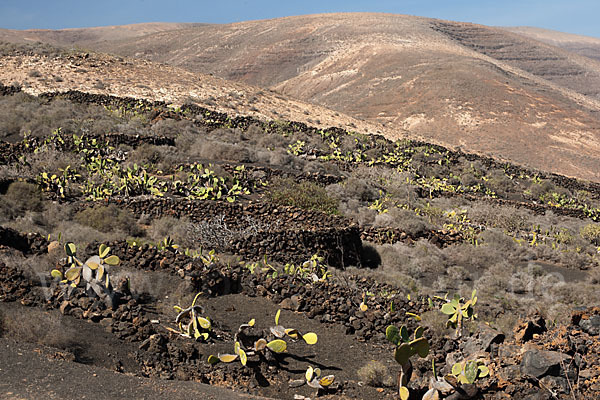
[357,360,394,387]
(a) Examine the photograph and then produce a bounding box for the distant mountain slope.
[2,13,600,182]
[0,22,204,46]
[434,21,600,100]
[505,26,600,62]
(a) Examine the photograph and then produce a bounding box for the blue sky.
[2,0,599,38]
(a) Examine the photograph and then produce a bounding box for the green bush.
[266,178,338,214]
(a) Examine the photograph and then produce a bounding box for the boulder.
[520,348,571,378]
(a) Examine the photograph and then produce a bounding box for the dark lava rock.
[520,348,571,378]
[462,324,504,356]
[514,314,546,343]
[145,334,168,354]
[571,307,600,336]
[579,315,600,336]
[539,375,570,395]
[59,300,72,315]
[497,365,523,383]
[445,383,479,399]
[522,390,552,400]
[498,344,521,364]
[279,294,301,311]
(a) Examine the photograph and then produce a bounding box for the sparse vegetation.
[208,309,318,367]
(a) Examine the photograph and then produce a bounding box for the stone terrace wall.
[78,198,362,267]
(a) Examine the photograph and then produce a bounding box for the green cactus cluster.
[170,292,212,341]
[208,318,287,366]
[207,309,317,367]
[31,129,250,202]
[440,289,478,333]
[270,309,318,345]
[450,359,489,384]
[36,165,80,198]
[386,324,430,400]
[305,365,335,390]
[386,325,429,365]
[51,243,120,306]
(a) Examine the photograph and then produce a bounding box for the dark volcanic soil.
[0,337,271,400]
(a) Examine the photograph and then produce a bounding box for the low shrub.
[266,178,338,215]
[53,221,111,249]
[127,144,163,165]
[152,118,197,138]
[148,216,195,248]
[74,204,142,236]
[4,181,44,213]
[264,148,293,167]
[115,116,149,136]
[527,179,557,199]
[477,228,520,253]
[485,168,514,196]
[338,200,376,225]
[0,198,16,223]
[327,177,378,203]
[191,137,257,163]
[373,207,433,237]
[254,129,287,149]
[467,202,529,232]
[581,223,600,245]
[0,94,113,140]
[357,360,394,387]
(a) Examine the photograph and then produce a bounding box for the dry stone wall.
[81,198,363,267]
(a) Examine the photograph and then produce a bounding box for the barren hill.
[504,26,600,62]
[3,13,600,182]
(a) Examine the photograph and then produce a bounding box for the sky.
[1,0,600,38]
